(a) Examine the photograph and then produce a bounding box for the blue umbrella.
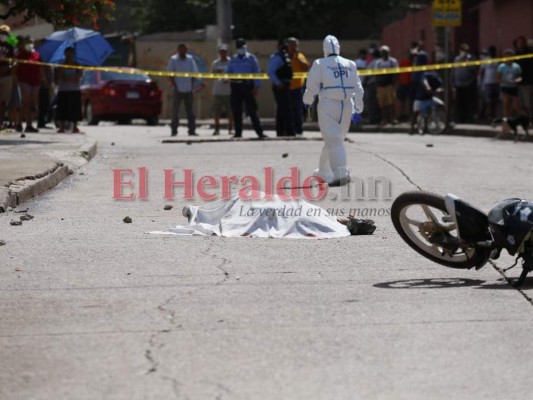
[38,27,114,66]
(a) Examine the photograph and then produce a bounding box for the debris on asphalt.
[79,172,85,175]
[20,214,34,221]
[426,144,434,147]
[186,141,192,145]
[282,153,289,158]
[164,205,173,211]
[10,220,22,226]
[123,216,133,223]
[0,240,6,246]
[111,142,115,146]
[14,208,28,213]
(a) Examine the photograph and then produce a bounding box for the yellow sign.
[433,0,462,27]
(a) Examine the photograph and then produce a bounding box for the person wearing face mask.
[226,38,265,139]
[0,25,15,132]
[303,35,364,187]
[15,36,41,134]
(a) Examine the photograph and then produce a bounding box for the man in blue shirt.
[167,43,205,136]
[226,38,265,139]
[267,38,294,136]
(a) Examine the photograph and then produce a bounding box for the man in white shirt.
[211,43,232,135]
[167,43,205,136]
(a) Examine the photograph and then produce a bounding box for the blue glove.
[351,113,361,124]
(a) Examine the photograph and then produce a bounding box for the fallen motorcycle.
[391,191,533,286]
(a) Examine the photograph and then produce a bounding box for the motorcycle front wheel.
[391,191,487,269]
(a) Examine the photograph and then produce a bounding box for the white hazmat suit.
[303,35,364,185]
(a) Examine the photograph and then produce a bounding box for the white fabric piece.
[150,192,350,239]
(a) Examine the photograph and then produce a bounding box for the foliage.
[0,0,115,29]
[132,0,420,39]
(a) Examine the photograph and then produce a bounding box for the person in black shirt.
[267,38,294,136]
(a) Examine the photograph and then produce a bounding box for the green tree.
[132,0,423,39]
[0,0,115,28]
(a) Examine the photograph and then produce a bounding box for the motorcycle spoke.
[421,205,439,224]
[405,217,424,227]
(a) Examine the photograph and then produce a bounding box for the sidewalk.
[0,129,97,212]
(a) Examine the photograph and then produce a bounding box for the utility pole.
[217,0,233,47]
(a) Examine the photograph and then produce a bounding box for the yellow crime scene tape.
[2,53,533,79]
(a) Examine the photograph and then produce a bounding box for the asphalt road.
[2,124,533,400]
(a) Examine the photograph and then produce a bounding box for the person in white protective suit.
[303,35,364,186]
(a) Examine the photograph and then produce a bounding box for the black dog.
[493,115,530,139]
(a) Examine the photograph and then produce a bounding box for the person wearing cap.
[267,38,294,137]
[303,35,364,187]
[226,38,265,139]
[167,43,205,137]
[211,43,233,136]
[373,44,399,126]
[0,25,15,131]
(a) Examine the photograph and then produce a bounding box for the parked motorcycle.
[391,191,533,286]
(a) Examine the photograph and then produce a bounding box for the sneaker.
[257,133,267,140]
[24,126,39,133]
[189,133,199,137]
[15,124,23,133]
[57,128,66,133]
[212,130,220,136]
[328,176,352,187]
[72,127,81,134]
[232,134,242,139]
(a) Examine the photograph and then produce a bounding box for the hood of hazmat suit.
[323,35,340,57]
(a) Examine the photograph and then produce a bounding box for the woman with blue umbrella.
[55,47,82,133]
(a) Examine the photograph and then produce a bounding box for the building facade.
[383,0,533,61]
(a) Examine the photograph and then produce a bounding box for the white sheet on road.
[150,192,350,239]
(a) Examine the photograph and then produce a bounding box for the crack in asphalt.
[351,145,422,190]
[143,296,182,394]
[161,376,185,399]
[200,240,231,285]
[489,260,533,306]
[157,295,177,325]
[353,143,533,307]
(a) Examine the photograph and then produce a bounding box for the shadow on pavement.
[373,277,533,290]
[0,140,58,146]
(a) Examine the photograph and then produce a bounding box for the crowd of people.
[356,37,533,131]
[0,24,83,138]
[1,21,531,139]
[167,37,311,138]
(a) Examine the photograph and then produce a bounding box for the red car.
[81,68,162,126]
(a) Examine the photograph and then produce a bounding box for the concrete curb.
[0,139,98,211]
